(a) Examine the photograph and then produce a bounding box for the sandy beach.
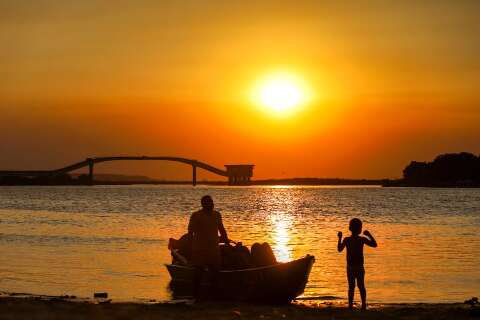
[0,292,478,320]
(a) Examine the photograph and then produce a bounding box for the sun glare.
[251,72,311,116]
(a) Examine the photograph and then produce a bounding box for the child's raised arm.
[363,230,378,247]
[337,231,346,252]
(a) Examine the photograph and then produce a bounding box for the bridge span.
[0,156,254,186]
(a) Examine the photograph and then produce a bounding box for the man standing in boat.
[188,195,229,299]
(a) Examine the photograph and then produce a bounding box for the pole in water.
[192,165,197,186]
[87,158,94,185]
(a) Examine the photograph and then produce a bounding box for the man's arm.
[337,232,346,252]
[217,212,229,243]
[363,230,378,247]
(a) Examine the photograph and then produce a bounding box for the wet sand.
[0,293,478,320]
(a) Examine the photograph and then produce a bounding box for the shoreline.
[0,292,478,320]
[2,180,480,187]
[0,180,387,187]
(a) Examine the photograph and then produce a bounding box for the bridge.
[0,156,255,186]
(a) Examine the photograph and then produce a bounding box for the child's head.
[349,218,362,235]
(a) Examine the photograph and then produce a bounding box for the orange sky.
[1,1,480,180]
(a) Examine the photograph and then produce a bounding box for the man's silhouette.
[188,195,228,299]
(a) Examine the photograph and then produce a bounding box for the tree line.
[402,152,480,187]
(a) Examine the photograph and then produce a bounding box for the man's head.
[349,218,362,236]
[201,195,214,212]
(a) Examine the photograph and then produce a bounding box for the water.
[0,185,479,303]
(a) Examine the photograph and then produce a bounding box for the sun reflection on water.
[271,215,293,262]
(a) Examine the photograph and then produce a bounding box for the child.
[338,218,377,310]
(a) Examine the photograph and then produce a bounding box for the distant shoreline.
[2,174,480,187]
[95,178,390,186]
[0,177,392,186]
[1,178,480,187]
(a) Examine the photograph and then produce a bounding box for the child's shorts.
[347,265,365,280]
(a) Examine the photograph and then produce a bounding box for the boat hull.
[165,255,314,304]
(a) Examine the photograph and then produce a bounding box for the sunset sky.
[1,1,479,180]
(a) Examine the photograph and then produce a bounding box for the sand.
[0,292,479,320]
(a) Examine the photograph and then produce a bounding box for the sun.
[251,72,310,116]
[260,79,302,112]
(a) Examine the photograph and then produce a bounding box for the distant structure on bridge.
[224,164,254,185]
[0,156,254,186]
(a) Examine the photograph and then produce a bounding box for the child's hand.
[337,231,342,238]
[363,230,371,237]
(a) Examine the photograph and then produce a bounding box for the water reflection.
[262,188,298,262]
[270,215,292,262]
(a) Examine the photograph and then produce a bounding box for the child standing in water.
[338,218,377,310]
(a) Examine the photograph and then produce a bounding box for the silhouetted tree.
[403,161,430,186]
[403,152,480,187]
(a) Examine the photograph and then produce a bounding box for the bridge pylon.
[87,158,94,185]
[192,162,197,186]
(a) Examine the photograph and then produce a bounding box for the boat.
[165,254,315,304]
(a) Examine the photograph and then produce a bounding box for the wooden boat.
[165,255,314,304]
